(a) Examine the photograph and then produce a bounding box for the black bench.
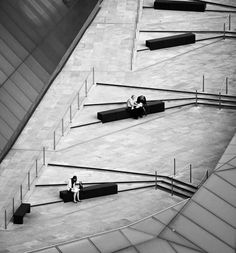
[154,0,206,12]
[146,33,195,51]
[97,101,165,123]
[60,183,118,202]
[13,203,31,224]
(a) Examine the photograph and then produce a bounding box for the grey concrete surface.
[0,0,235,252]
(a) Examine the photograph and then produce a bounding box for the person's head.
[72,175,77,182]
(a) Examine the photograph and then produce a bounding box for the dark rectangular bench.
[154,0,206,12]
[60,183,118,202]
[146,33,195,50]
[13,203,31,224]
[97,101,165,123]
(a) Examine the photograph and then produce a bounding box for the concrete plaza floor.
[0,0,236,252]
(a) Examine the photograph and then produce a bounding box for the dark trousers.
[127,107,143,119]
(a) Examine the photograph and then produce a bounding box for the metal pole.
[155,171,157,189]
[219,92,221,110]
[92,67,95,85]
[202,75,205,92]
[69,105,72,123]
[61,118,64,136]
[226,77,228,94]
[43,147,45,165]
[28,171,30,191]
[35,159,38,177]
[85,79,88,97]
[5,210,7,230]
[171,177,174,196]
[229,15,231,30]
[77,92,80,110]
[190,164,192,183]
[195,90,198,106]
[53,131,56,150]
[174,158,176,176]
[20,185,23,203]
[223,23,225,40]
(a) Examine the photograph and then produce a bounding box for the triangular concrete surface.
[216,169,236,187]
[129,217,165,236]
[121,227,155,245]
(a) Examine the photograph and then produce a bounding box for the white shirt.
[127,97,136,109]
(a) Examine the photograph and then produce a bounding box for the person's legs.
[137,107,143,118]
[143,106,147,116]
[73,192,77,202]
[72,188,80,202]
[127,108,138,119]
[77,190,81,202]
[132,108,139,119]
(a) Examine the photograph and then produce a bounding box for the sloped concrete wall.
[0,0,101,161]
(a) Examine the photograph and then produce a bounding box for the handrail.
[96,82,236,99]
[1,68,95,229]
[52,68,95,150]
[1,147,46,229]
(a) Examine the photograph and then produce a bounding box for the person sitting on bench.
[67,175,81,203]
[137,95,147,116]
[127,95,143,119]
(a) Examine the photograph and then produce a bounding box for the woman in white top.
[67,175,81,203]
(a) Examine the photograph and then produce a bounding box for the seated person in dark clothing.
[137,95,147,116]
[137,95,146,105]
[135,101,145,118]
[127,95,146,119]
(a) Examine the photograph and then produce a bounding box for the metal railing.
[200,74,231,95]
[1,147,46,229]
[1,68,95,229]
[170,158,196,184]
[53,68,95,150]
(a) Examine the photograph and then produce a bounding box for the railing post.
[20,185,23,203]
[229,15,231,30]
[5,210,7,230]
[85,79,88,97]
[77,92,80,110]
[195,90,198,106]
[53,131,56,150]
[28,171,30,191]
[155,171,157,189]
[190,164,192,183]
[61,118,64,136]
[174,158,176,176]
[43,147,46,165]
[223,23,225,40]
[219,92,221,110]
[226,77,228,94]
[69,105,72,123]
[92,67,95,85]
[36,159,38,178]
[202,75,205,92]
